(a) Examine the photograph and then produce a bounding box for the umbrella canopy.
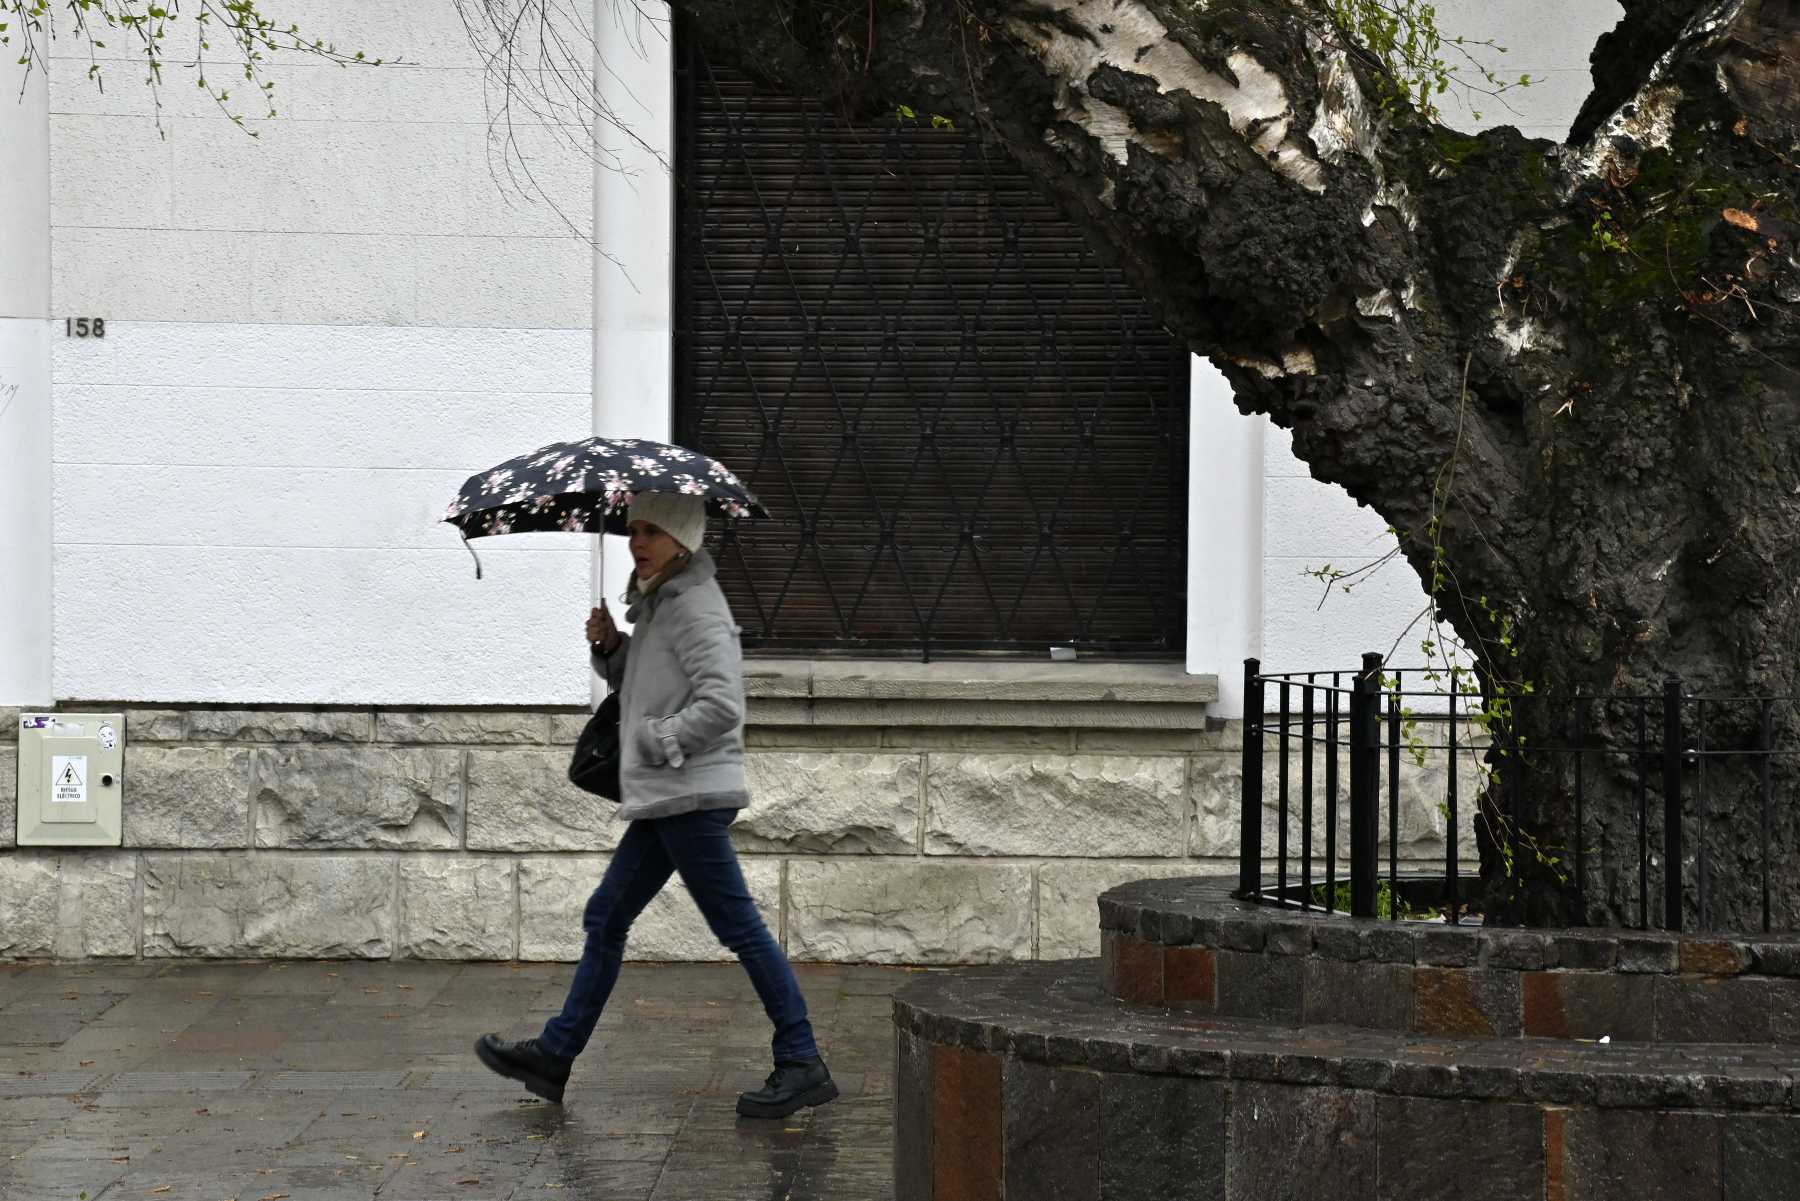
[442,436,767,540]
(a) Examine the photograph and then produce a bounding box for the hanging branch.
[2,0,388,136]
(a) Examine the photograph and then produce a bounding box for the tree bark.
[676,0,1800,929]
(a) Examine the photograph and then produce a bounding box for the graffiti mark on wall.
[0,374,21,424]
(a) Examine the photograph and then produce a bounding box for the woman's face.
[628,519,685,580]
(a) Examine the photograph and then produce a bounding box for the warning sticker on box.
[51,756,87,804]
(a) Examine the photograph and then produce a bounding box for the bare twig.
[3,0,390,135]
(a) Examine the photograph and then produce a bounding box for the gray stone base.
[4,700,1458,962]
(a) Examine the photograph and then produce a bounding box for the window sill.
[743,659,1218,729]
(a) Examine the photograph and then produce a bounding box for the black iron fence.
[1238,655,1796,933]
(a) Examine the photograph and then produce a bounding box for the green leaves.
[1323,0,1530,127]
[1590,209,1630,254]
[894,103,955,131]
[3,0,391,137]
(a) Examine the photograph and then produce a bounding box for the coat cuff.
[649,716,686,767]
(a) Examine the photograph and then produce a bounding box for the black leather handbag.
[567,691,622,801]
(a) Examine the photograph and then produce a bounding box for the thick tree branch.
[674,0,1546,616]
[673,0,1800,923]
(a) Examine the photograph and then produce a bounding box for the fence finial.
[1349,652,1384,918]
[1239,659,1264,899]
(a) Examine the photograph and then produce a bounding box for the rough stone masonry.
[0,662,1475,962]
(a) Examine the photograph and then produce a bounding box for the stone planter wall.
[2,664,1470,962]
[1100,878,1800,1043]
[893,960,1800,1201]
[894,877,1800,1201]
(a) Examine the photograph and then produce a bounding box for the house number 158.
[65,318,106,338]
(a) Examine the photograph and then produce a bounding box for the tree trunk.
[676,0,1800,928]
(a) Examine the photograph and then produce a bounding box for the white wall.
[1247,0,1621,686]
[28,0,1622,707]
[51,325,590,703]
[0,53,54,706]
[591,3,674,646]
[1186,360,1263,715]
[1430,0,1620,141]
[46,0,596,704]
[1261,423,1437,672]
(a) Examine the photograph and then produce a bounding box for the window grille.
[673,29,1189,659]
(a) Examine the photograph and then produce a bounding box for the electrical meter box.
[16,712,125,847]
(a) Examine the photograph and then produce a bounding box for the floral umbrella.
[442,436,766,574]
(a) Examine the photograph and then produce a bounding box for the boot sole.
[735,1078,840,1119]
[473,1037,566,1105]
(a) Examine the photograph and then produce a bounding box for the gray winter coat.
[593,549,750,821]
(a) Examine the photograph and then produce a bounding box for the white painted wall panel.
[591,4,675,647]
[0,53,54,705]
[55,545,588,705]
[52,323,589,392]
[1259,420,1432,671]
[49,2,593,334]
[460,125,598,240]
[1262,554,1436,673]
[52,228,256,322]
[413,236,593,329]
[43,3,489,76]
[245,66,497,123]
[48,114,175,228]
[49,67,245,122]
[54,384,582,470]
[134,111,589,245]
[1261,474,1394,562]
[1431,0,1622,139]
[0,321,54,706]
[0,90,50,314]
[241,233,422,326]
[54,228,591,329]
[172,122,474,237]
[245,0,491,67]
[50,64,496,125]
[1186,358,1262,716]
[1262,423,1312,478]
[54,465,478,550]
[52,323,590,703]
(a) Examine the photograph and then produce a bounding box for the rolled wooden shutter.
[673,32,1189,659]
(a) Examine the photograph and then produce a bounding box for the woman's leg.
[537,819,675,1060]
[657,809,819,1062]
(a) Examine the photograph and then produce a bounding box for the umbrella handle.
[462,535,483,580]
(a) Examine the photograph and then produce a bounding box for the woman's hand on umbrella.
[587,605,620,654]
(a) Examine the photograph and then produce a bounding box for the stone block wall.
[1,690,1473,962]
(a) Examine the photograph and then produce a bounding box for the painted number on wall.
[64,318,106,338]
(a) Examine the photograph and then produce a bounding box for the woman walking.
[475,491,835,1118]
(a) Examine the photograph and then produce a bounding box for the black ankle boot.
[474,1033,572,1104]
[736,1055,839,1118]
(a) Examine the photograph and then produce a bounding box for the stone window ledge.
[743,659,1219,730]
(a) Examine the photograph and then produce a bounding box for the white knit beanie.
[628,490,708,553]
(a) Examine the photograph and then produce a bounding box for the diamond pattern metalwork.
[673,35,1188,659]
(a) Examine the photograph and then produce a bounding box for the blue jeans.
[538,808,818,1063]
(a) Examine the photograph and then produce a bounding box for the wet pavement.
[0,959,906,1200]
